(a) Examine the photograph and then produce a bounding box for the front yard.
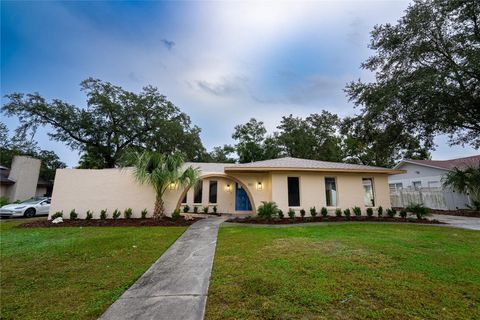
[0,218,187,320]
[206,224,480,320]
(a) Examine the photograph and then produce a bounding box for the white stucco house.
[388,155,480,210]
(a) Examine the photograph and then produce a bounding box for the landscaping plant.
[213,206,218,215]
[366,208,374,217]
[335,208,342,217]
[141,209,148,219]
[171,209,181,220]
[69,209,78,220]
[203,206,209,214]
[278,209,284,219]
[51,211,63,220]
[443,164,480,210]
[124,208,133,219]
[86,210,93,220]
[387,208,397,218]
[300,209,306,218]
[320,207,328,217]
[122,151,200,219]
[112,209,121,220]
[399,209,407,218]
[288,208,296,219]
[193,206,199,213]
[100,209,108,220]
[377,206,384,217]
[343,208,351,219]
[257,201,279,220]
[309,207,317,218]
[352,206,361,217]
[406,203,431,219]
[183,205,190,213]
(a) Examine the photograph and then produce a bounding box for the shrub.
[300,209,306,218]
[100,209,108,220]
[51,211,63,220]
[366,208,374,217]
[183,205,190,213]
[203,206,209,214]
[124,208,133,219]
[320,207,328,217]
[399,209,407,218]
[309,207,317,217]
[112,209,121,219]
[377,206,384,217]
[0,196,10,207]
[278,209,284,219]
[288,208,296,219]
[257,201,279,220]
[335,208,342,217]
[172,209,181,220]
[141,209,148,219]
[406,203,431,219]
[352,206,361,217]
[213,206,218,215]
[86,210,93,220]
[193,206,198,213]
[69,209,78,220]
[386,208,397,218]
[343,208,351,219]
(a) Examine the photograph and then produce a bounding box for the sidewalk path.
[100,216,226,320]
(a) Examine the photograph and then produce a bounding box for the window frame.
[324,176,338,207]
[208,180,218,204]
[362,177,376,207]
[193,180,203,204]
[287,176,301,207]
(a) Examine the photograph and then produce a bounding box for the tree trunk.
[153,194,165,220]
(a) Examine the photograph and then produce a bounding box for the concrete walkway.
[100,216,226,320]
[432,214,480,231]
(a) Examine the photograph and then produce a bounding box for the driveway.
[432,214,480,231]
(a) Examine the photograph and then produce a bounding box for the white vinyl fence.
[390,187,471,210]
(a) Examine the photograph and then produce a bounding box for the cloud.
[161,39,175,50]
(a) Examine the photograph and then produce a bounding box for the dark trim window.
[181,192,187,204]
[287,177,300,207]
[363,178,375,207]
[209,180,218,203]
[194,181,203,204]
[325,177,337,207]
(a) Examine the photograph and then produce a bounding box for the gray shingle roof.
[224,157,397,172]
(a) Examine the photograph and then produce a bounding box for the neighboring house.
[49,157,403,218]
[388,155,480,210]
[0,156,53,202]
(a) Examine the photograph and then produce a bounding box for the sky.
[1,0,478,167]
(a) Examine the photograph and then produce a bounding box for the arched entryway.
[174,173,257,215]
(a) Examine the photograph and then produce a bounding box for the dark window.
[209,181,218,203]
[325,177,337,207]
[181,192,187,204]
[287,177,300,207]
[194,181,203,204]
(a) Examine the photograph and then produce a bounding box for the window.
[428,181,440,188]
[209,180,218,203]
[287,177,300,207]
[181,192,187,204]
[413,181,422,189]
[325,177,337,207]
[194,181,203,204]
[389,183,403,192]
[363,178,375,207]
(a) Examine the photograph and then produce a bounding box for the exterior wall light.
[225,184,232,192]
[169,182,176,190]
[257,182,263,190]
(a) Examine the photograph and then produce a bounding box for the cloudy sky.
[1,0,477,167]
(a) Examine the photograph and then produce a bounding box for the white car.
[0,197,51,218]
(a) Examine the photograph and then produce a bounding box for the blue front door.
[235,183,252,211]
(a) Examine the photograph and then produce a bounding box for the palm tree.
[123,151,200,219]
[442,164,480,210]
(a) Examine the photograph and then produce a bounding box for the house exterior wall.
[8,156,41,201]
[35,187,48,197]
[49,168,392,219]
[0,185,11,199]
[388,163,447,188]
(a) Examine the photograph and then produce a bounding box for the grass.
[0,218,187,320]
[206,224,480,320]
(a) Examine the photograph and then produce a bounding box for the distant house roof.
[223,157,403,174]
[395,155,480,171]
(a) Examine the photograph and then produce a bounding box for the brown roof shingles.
[405,155,480,171]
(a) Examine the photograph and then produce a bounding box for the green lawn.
[0,218,186,320]
[206,224,480,320]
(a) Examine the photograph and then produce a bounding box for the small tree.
[257,201,279,220]
[406,203,431,220]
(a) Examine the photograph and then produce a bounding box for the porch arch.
[174,173,257,214]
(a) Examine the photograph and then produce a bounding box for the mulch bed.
[227,216,445,225]
[18,217,202,228]
[394,208,480,218]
